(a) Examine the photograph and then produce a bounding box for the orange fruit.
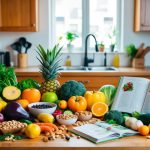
[17,99,29,110]
[21,88,41,103]
[138,125,149,136]
[148,124,150,131]
[58,100,67,109]
[91,102,108,117]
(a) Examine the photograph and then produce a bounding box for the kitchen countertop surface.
[0,135,150,150]
[15,66,150,77]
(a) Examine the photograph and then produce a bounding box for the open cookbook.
[111,76,150,113]
[69,122,137,143]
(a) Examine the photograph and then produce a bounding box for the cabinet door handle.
[32,23,36,27]
[78,80,90,84]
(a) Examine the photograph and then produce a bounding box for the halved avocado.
[2,86,21,101]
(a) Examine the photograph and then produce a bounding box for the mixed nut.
[42,117,101,142]
[57,114,78,120]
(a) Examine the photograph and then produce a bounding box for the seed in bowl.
[75,111,92,116]
[31,104,53,109]
[57,114,77,120]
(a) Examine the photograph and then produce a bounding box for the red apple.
[52,109,63,118]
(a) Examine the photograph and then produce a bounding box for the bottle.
[112,52,120,67]
[65,55,72,66]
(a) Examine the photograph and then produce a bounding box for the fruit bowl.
[28,102,57,117]
[56,114,78,125]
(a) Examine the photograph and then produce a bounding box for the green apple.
[41,92,58,103]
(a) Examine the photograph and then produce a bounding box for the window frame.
[49,0,122,52]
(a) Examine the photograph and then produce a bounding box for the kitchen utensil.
[24,42,32,53]
[135,43,145,58]
[11,42,22,53]
[141,47,150,58]
[19,37,27,46]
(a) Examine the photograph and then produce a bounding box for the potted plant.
[66,32,79,51]
[108,28,117,52]
[98,42,105,52]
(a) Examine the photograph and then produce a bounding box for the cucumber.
[138,113,150,125]
[63,110,73,115]
[19,119,32,125]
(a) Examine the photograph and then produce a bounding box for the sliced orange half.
[91,102,108,117]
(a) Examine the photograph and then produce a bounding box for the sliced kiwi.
[63,110,73,115]
[2,86,21,101]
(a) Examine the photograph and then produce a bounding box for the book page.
[70,124,120,143]
[96,122,138,137]
[142,83,150,113]
[111,77,150,113]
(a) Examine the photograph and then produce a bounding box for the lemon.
[25,124,41,139]
[37,113,54,123]
[0,103,3,112]
[0,97,7,109]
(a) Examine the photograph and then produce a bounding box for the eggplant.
[3,102,30,120]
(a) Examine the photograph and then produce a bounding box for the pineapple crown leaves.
[36,43,63,80]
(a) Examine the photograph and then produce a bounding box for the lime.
[63,110,73,115]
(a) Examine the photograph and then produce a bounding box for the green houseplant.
[108,28,117,52]
[66,32,78,51]
[98,41,105,52]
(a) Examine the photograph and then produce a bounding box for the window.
[51,0,120,51]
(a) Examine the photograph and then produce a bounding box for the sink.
[88,67,118,71]
[60,66,118,72]
[60,66,88,71]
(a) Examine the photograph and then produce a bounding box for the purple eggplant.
[3,102,30,120]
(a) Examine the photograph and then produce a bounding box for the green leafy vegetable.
[0,64,17,94]
[99,85,116,106]
[0,133,23,141]
[17,78,41,92]
[125,44,137,59]
[132,111,140,118]
[104,110,125,125]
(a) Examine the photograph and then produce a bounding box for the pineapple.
[37,43,62,94]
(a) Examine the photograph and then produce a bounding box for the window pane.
[89,0,117,49]
[55,0,82,49]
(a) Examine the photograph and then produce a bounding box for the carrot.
[39,125,53,133]
[35,123,58,131]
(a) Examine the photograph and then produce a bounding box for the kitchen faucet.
[84,34,99,67]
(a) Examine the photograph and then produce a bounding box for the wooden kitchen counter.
[15,66,150,90]
[0,135,150,150]
[15,66,150,77]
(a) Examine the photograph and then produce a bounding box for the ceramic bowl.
[56,114,78,125]
[28,102,57,117]
[75,111,92,121]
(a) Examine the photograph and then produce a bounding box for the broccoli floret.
[104,110,124,125]
[59,80,86,100]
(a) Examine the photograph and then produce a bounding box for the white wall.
[0,0,150,66]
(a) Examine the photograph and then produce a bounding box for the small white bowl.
[56,114,78,125]
[28,102,57,117]
[75,111,92,121]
